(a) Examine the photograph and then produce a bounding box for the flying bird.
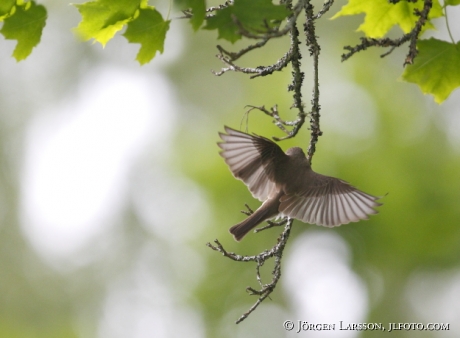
[218,126,382,241]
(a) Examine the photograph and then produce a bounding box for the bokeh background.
[0,0,459,337]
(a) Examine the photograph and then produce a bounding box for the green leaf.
[0,1,47,61]
[0,0,15,20]
[204,0,290,43]
[445,0,460,5]
[175,0,206,30]
[73,0,141,47]
[402,38,460,104]
[332,0,443,39]
[123,8,170,65]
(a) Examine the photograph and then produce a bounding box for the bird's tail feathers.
[229,204,277,241]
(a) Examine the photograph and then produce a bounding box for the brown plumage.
[218,126,382,241]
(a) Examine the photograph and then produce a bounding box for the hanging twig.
[206,218,294,324]
[206,0,332,323]
[303,1,322,163]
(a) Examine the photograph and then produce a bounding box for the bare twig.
[206,218,294,323]
[313,0,335,20]
[179,1,235,20]
[216,39,270,61]
[254,218,288,233]
[232,1,306,40]
[405,0,433,65]
[211,0,305,79]
[206,1,234,14]
[244,105,301,137]
[273,5,307,141]
[212,45,294,78]
[303,1,322,163]
[209,0,312,142]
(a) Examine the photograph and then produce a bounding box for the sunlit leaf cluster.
[334,0,460,103]
[0,0,458,104]
[1,0,459,102]
[332,0,443,38]
[73,0,170,65]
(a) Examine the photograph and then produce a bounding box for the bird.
[218,126,382,241]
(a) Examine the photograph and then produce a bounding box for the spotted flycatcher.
[218,126,382,241]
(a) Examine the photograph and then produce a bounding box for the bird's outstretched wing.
[280,172,381,226]
[218,126,287,201]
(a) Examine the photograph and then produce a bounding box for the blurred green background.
[0,1,459,337]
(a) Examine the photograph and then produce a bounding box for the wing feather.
[218,126,381,226]
[280,172,381,227]
[218,126,286,201]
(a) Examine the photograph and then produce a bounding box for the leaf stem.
[444,4,456,44]
[166,0,172,21]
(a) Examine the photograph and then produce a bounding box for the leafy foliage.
[0,1,47,61]
[402,38,460,104]
[73,0,141,47]
[0,0,459,98]
[73,0,169,64]
[332,0,460,102]
[123,7,170,65]
[0,0,15,20]
[332,0,443,38]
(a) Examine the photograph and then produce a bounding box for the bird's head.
[286,147,311,167]
[286,147,306,157]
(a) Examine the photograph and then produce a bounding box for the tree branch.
[207,0,332,323]
[206,218,294,323]
[303,1,322,163]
